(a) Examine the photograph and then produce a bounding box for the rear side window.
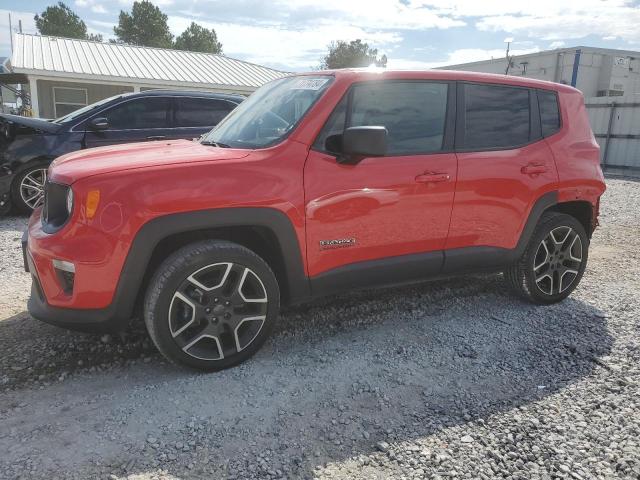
[175,98,235,128]
[103,97,170,129]
[538,90,561,137]
[314,81,449,155]
[462,84,530,150]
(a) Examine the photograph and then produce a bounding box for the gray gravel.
[0,177,639,480]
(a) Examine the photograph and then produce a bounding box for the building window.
[53,87,88,118]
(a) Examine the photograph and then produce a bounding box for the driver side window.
[314,81,449,156]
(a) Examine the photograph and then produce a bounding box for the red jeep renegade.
[24,70,606,370]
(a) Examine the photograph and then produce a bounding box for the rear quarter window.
[538,90,561,137]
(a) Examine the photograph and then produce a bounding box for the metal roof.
[10,33,288,91]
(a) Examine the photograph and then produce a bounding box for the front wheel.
[505,212,589,304]
[12,165,48,213]
[144,240,280,371]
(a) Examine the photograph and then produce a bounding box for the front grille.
[41,182,70,234]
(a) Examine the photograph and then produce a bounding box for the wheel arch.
[115,207,309,324]
[516,192,595,256]
[545,200,593,238]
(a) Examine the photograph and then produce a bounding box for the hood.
[50,139,251,184]
[0,113,61,135]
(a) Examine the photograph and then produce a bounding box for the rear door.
[83,96,172,148]
[171,97,238,140]
[445,83,558,257]
[304,80,457,282]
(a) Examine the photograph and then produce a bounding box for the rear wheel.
[144,240,280,371]
[12,165,48,213]
[506,212,588,304]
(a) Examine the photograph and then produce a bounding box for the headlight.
[42,182,73,234]
[66,187,74,214]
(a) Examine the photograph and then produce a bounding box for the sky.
[1,0,640,72]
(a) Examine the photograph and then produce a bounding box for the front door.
[83,96,173,148]
[304,80,457,285]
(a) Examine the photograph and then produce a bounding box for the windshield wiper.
[200,140,231,148]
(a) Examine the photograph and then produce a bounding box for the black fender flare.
[111,207,310,324]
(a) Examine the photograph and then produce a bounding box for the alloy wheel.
[168,262,268,361]
[20,168,47,210]
[533,226,583,295]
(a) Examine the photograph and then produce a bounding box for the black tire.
[0,198,11,216]
[11,164,49,214]
[505,212,589,304]
[144,240,280,371]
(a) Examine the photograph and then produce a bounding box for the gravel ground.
[0,177,638,480]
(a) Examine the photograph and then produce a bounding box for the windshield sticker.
[290,78,329,90]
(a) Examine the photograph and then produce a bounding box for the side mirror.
[89,117,109,131]
[326,126,387,164]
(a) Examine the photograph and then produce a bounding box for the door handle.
[521,163,548,175]
[146,135,167,141]
[415,172,450,183]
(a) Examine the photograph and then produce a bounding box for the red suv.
[24,70,606,370]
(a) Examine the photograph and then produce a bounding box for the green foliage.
[321,39,388,69]
[113,0,173,48]
[34,2,89,39]
[175,22,222,54]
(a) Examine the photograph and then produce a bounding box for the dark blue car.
[0,90,243,214]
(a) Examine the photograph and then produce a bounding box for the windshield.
[52,94,125,124]
[201,75,333,149]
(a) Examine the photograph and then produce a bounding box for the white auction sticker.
[290,78,329,90]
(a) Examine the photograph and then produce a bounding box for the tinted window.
[175,98,235,128]
[315,82,448,155]
[103,97,170,129]
[463,84,530,149]
[538,90,560,137]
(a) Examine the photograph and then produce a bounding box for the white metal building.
[3,33,288,118]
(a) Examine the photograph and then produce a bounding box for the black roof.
[123,89,246,102]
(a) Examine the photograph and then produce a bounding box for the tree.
[175,22,222,54]
[321,39,387,69]
[114,0,173,48]
[34,2,89,39]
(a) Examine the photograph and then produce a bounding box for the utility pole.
[504,37,514,75]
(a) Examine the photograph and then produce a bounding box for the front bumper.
[23,225,131,333]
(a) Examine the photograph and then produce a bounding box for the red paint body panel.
[305,149,456,276]
[446,141,559,250]
[26,69,606,315]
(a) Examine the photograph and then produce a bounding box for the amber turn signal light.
[85,190,100,219]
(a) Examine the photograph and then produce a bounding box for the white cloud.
[472,1,640,43]
[549,41,566,49]
[168,16,402,70]
[91,4,107,14]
